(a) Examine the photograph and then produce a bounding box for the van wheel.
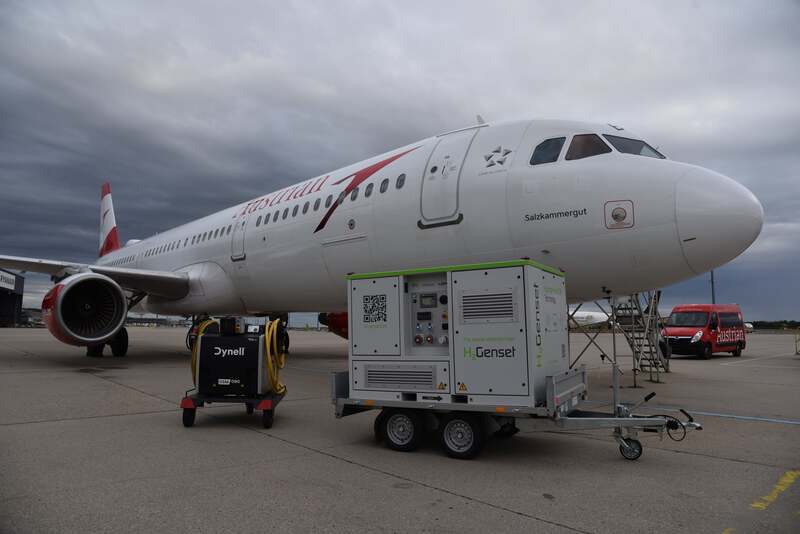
[700,343,713,360]
[732,343,742,357]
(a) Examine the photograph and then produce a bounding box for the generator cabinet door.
[350,277,401,356]
[451,267,529,396]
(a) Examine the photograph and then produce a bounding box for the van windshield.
[667,312,708,327]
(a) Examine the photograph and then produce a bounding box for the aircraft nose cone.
[676,168,763,274]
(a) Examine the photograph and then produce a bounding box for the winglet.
[99,182,121,257]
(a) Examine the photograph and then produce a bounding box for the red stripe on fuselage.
[314,147,419,233]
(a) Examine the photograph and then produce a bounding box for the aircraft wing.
[0,255,189,299]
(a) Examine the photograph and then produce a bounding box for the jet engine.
[41,272,127,346]
[319,312,348,339]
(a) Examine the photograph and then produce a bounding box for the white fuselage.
[96,119,763,316]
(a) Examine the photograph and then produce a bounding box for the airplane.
[0,119,764,357]
[569,310,609,328]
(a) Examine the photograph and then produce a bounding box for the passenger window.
[337,191,346,205]
[263,213,269,225]
[303,201,309,214]
[273,211,279,222]
[292,205,298,217]
[256,216,262,226]
[227,225,232,235]
[350,187,359,201]
[213,229,219,238]
[530,137,566,165]
[565,134,612,160]
[314,198,321,211]
[325,194,333,208]
[396,173,405,189]
[282,208,288,220]
[365,183,373,197]
[184,238,188,247]
[380,178,389,193]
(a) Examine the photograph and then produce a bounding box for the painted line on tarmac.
[721,352,796,366]
[750,469,800,511]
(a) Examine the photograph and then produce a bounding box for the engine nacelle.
[319,312,348,339]
[41,272,127,346]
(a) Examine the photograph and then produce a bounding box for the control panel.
[405,273,449,357]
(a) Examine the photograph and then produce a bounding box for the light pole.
[710,270,716,304]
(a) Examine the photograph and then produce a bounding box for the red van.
[663,304,746,359]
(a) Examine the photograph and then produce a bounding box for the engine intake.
[42,273,127,346]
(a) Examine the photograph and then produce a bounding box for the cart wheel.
[246,403,254,415]
[373,409,389,443]
[619,438,643,460]
[262,409,274,429]
[382,409,422,452]
[439,413,485,459]
[182,408,196,428]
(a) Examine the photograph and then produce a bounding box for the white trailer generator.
[332,260,701,459]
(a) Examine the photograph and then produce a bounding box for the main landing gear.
[86,327,129,358]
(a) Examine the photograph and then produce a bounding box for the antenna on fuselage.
[476,115,486,125]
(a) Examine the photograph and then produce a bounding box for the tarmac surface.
[1,327,798,533]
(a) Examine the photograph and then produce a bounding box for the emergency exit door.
[230,216,249,261]
[419,128,479,227]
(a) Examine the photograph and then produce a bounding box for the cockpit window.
[530,137,566,165]
[603,134,665,159]
[565,134,612,160]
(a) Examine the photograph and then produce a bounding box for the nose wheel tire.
[439,413,485,459]
[381,409,422,452]
[110,327,128,357]
[619,438,643,460]
[86,344,104,357]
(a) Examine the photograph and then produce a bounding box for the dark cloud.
[1,1,798,318]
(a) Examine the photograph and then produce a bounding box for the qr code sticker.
[363,294,387,323]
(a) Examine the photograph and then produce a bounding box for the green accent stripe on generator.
[346,259,564,280]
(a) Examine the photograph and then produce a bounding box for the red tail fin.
[99,182,121,257]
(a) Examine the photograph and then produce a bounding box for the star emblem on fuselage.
[484,146,512,167]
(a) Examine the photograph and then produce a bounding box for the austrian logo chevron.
[233,146,419,234]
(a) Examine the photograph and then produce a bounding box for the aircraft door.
[230,215,249,261]
[419,128,479,227]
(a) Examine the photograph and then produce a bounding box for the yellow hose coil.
[264,319,287,395]
[190,319,218,385]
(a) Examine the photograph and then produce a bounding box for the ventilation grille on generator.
[365,364,436,391]
[461,291,516,323]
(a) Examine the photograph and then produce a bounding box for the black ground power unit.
[196,334,264,396]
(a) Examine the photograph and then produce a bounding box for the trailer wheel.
[439,413,485,459]
[382,409,422,452]
[373,409,389,443]
[262,409,274,429]
[619,438,642,460]
[182,408,196,428]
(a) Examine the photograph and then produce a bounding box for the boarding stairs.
[613,291,670,384]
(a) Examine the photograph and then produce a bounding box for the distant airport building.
[0,269,24,327]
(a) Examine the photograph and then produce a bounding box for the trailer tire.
[182,408,196,428]
[619,438,642,460]
[382,409,422,452]
[373,409,389,443]
[439,413,485,459]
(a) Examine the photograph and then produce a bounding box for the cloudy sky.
[0,1,798,319]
